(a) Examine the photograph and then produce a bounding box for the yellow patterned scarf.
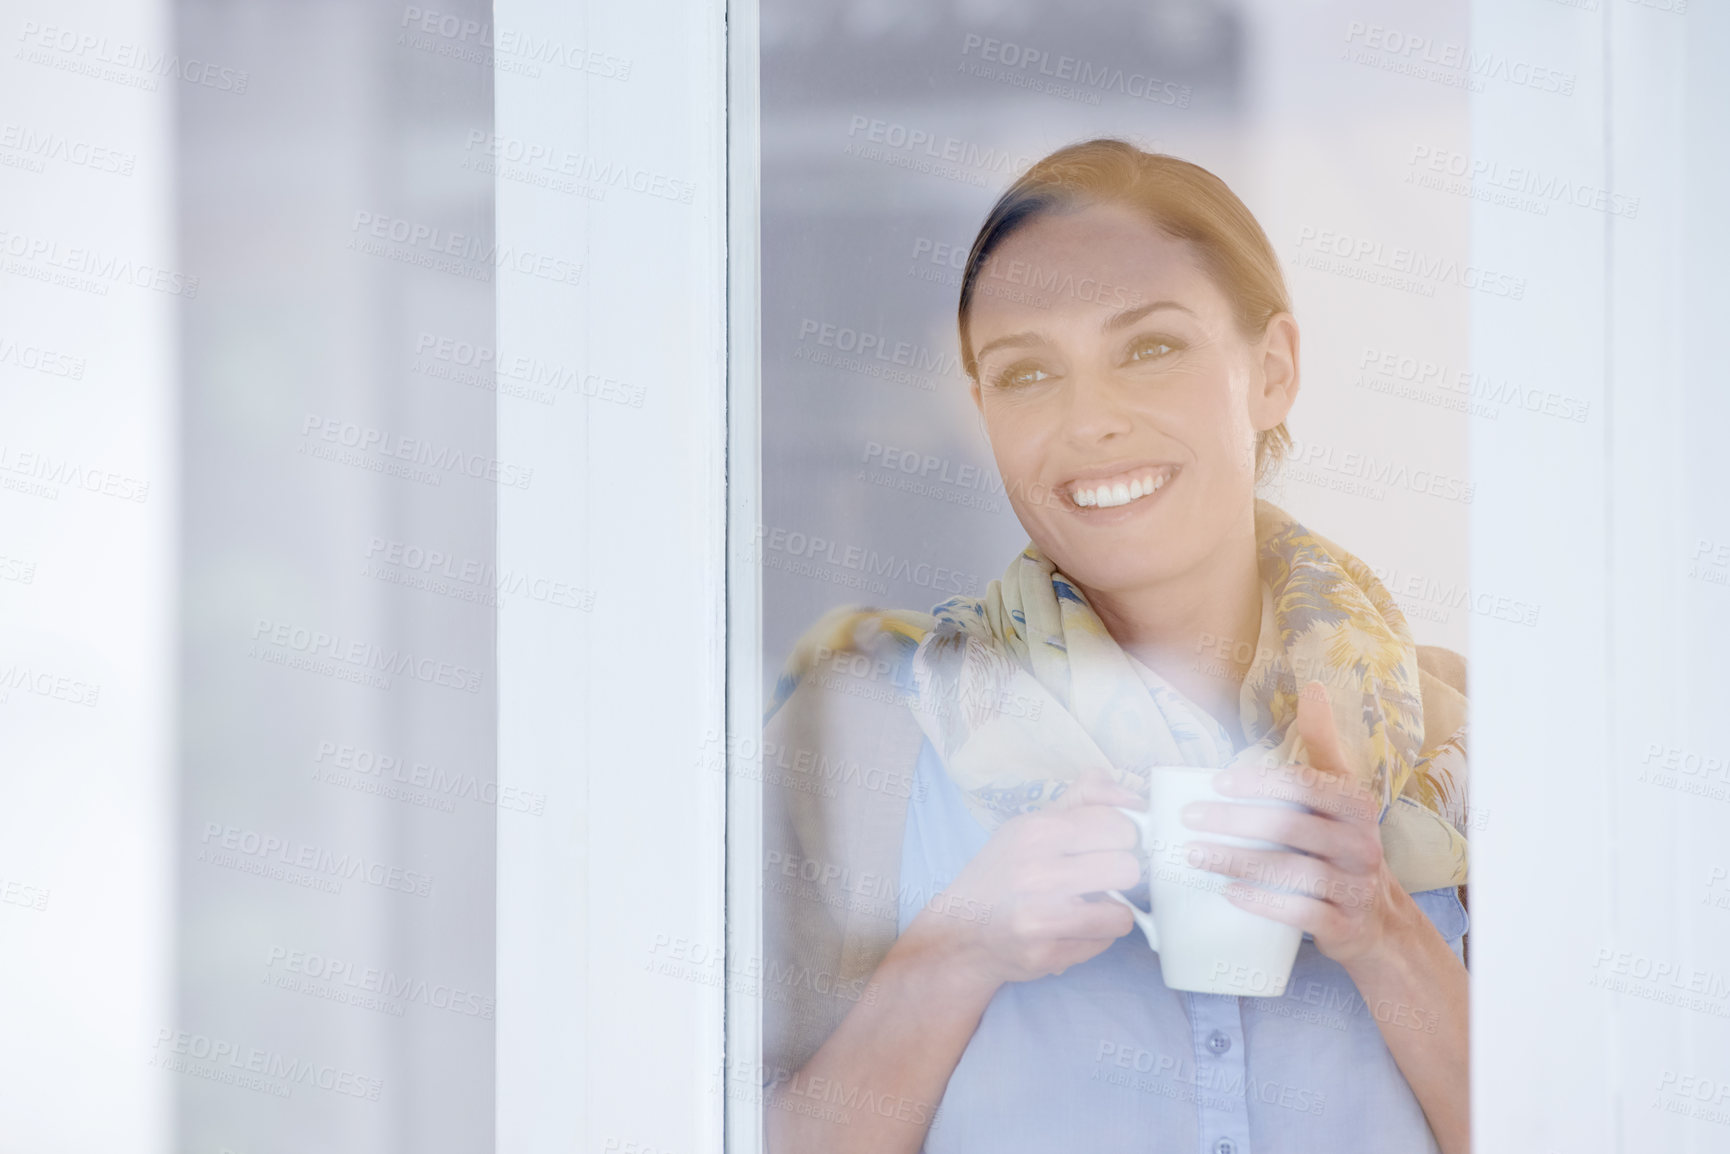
[770,501,1468,893]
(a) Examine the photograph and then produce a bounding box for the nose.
[1060,369,1134,446]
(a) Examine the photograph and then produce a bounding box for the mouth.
[1066,464,1180,511]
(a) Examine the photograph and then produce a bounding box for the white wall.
[494,2,729,1152]
[1472,2,1730,1151]
[0,1,175,1150]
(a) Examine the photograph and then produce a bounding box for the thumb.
[1055,766,1143,811]
[1295,680,1348,776]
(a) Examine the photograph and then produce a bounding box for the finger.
[1296,680,1349,776]
[1045,896,1137,940]
[1186,844,1378,913]
[1036,849,1142,897]
[1053,767,1144,811]
[1006,892,1131,940]
[1219,882,1338,937]
[1216,760,1379,824]
[1184,843,1327,895]
[1181,802,1373,865]
[1050,804,1143,853]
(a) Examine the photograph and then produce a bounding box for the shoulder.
[763,606,932,842]
[767,605,933,723]
[1416,645,1467,697]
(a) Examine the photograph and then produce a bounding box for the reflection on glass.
[762,141,1472,1154]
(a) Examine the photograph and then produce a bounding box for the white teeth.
[1072,469,1174,509]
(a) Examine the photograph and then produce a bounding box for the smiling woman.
[760,140,1474,1154]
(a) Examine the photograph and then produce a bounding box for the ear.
[1249,313,1300,432]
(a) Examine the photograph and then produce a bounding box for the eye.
[1127,336,1179,363]
[992,362,1053,389]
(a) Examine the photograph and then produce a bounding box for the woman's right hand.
[906,768,1146,990]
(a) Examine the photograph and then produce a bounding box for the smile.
[1069,465,1178,509]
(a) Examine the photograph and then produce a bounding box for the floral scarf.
[769,501,1469,893]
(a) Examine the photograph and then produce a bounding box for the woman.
[760,140,1471,1154]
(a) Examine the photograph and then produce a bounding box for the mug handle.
[1106,805,1159,951]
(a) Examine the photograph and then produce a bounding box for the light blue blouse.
[898,737,1468,1154]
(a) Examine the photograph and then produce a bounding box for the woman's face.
[967,201,1298,597]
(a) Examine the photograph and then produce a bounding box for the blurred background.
[174,2,498,1152]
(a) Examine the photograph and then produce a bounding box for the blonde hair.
[958,139,1292,479]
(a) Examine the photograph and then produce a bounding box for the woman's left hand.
[1179,680,1414,967]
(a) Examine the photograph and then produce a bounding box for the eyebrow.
[1103,299,1195,331]
[972,300,1195,363]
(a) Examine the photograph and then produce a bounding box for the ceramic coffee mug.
[1106,765,1306,997]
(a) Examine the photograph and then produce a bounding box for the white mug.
[1106,765,1305,997]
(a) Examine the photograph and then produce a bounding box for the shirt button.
[1207,1030,1232,1055]
[1214,1140,1236,1154]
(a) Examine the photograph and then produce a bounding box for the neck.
[1079,513,1264,738]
